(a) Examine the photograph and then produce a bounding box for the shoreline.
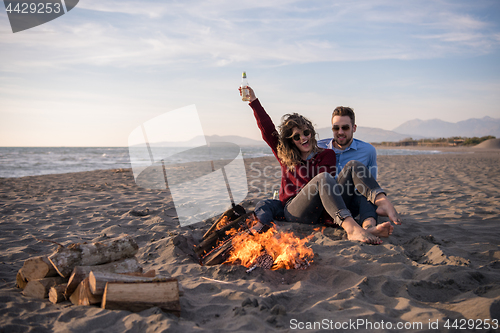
[3,146,498,180]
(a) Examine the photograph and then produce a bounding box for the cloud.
[75,0,170,18]
[0,0,499,72]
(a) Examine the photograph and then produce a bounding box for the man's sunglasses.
[289,129,311,141]
[332,125,351,131]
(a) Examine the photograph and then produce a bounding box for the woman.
[241,86,400,244]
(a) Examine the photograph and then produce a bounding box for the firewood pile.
[15,235,181,317]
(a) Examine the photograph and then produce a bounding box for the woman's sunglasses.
[289,129,311,141]
[332,125,351,131]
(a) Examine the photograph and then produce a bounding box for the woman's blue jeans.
[255,160,384,226]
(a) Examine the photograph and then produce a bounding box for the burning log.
[48,235,139,278]
[202,204,246,239]
[195,212,255,260]
[245,252,274,273]
[197,210,314,272]
[199,235,236,266]
[224,223,314,271]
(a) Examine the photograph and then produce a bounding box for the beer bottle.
[241,72,250,101]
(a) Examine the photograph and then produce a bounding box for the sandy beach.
[1,149,499,332]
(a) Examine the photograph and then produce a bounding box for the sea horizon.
[0,146,445,178]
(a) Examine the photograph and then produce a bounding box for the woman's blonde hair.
[277,113,320,171]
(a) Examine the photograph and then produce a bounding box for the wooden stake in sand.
[64,257,143,297]
[22,277,66,299]
[101,279,180,316]
[48,236,139,278]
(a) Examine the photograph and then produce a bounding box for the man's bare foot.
[363,221,393,238]
[374,194,402,225]
[342,218,383,245]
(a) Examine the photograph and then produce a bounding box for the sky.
[0,0,499,147]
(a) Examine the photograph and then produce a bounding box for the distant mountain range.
[315,126,419,143]
[145,116,499,146]
[393,116,500,139]
[318,116,499,143]
[147,135,266,147]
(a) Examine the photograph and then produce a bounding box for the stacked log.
[102,279,180,315]
[16,235,180,316]
[22,276,66,299]
[48,284,67,304]
[48,235,139,278]
[90,271,180,316]
[16,256,59,289]
[64,257,143,297]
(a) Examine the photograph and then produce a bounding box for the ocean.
[0,146,443,178]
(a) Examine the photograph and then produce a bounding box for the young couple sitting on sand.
[239,86,401,245]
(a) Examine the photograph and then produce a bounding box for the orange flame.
[224,221,314,270]
[215,215,230,231]
[313,226,326,234]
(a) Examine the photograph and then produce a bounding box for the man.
[317,106,399,237]
[318,106,377,179]
[245,89,400,240]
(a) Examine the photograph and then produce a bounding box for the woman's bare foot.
[363,221,394,238]
[374,194,402,225]
[342,218,382,245]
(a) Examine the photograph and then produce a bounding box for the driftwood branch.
[32,237,64,248]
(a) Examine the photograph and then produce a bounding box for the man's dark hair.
[332,106,355,125]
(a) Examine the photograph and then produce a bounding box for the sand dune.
[474,138,500,149]
[0,151,499,332]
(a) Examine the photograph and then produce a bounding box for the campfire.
[195,206,314,272]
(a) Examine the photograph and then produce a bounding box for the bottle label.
[272,190,279,200]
